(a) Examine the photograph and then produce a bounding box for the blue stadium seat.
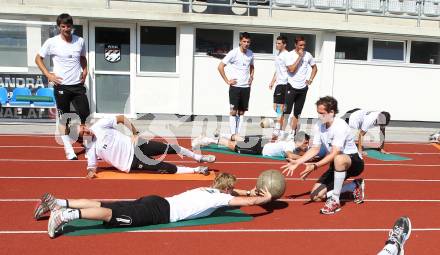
[9,87,32,106]
[34,87,56,107]
[0,87,7,105]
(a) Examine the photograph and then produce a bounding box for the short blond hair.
[212,173,237,191]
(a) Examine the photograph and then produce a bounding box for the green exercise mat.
[15,95,53,102]
[201,144,285,161]
[63,208,252,236]
[365,149,411,161]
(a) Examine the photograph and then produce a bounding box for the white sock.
[332,171,346,203]
[61,135,74,154]
[178,147,202,161]
[326,190,333,199]
[377,244,398,255]
[229,116,237,134]
[236,115,243,135]
[176,166,196,174]
[275,122,280,130]
[341,181,357,193]
[56,199,68,208]
[62,208,80,222]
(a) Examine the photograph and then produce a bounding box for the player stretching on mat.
[218,32,254,136]
[34,173,272,238]
[343,108,391,155]
[36,13,90,160]
[79,115,215,179]
[269,35,289,140]
[281,96,365,214]
[192,131,316,160]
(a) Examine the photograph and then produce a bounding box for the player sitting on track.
[281,96,365,215]
[192,131,317,160]
[377,216,411,255]
[343,108,391,155]
[79,115,215,179]
[34,173,272,238]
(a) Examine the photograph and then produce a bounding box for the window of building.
[196,28,233,54]
[410,41,440,65]
[0,24,27,67]
[244,32,273,54]
[140,26,176,72]
[280,33,316,56]
[335,36,368,60]
[372,40,405,61]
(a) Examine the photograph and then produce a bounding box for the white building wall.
[333,62,440,122]
[134,76,180,114]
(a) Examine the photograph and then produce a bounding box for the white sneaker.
[48,208,68,238]
[65,151,78,160]
[194,166,210,176]
[191,136,214,149]
[198,155,216,163]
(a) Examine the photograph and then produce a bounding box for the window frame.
[136,22,180,77]
[370,38,406,62]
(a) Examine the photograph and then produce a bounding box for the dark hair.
[294,35,306,44]
[316,96,339,114]
[56,13,73,26]
[377,111,391,126]
[240,32,251,41]
[276,35,288,45]
[343,108,361,123]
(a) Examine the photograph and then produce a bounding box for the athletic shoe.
[385,216,412,255]
[48,208,69,238]
[34,193,57,220]
[320,197,341,215]
[353,178,365,204]
[66,151,78,160]
[429,132,440,143]
[191,136,214,149]
[198,155,216,163]
[272,129,280,140]
[194,166,210,176]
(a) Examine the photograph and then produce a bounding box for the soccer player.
[34,173,272,238]
[79,115,215,179]
[281,96,365,215]
[36,13,90,160]
[344,108,391,154]
[218,32,254,136]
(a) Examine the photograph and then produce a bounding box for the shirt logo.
[102,144,107,150]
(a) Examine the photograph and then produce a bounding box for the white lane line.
[2,176,440,183]
[1,228,440,234]
[2,198,440,203]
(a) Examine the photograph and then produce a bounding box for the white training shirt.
[348,110,381,132]
[39,34,86,85]
[165,188,234,222]
[221,47,254,88]
[274,50,289,85]
[262,140,296,157]
[312,117,360,157]
[86,117,134,172]
[285,50,316,89]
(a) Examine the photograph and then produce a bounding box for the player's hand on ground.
[86,169,97,179]
[281,162,299,176]
[47,73,63,85]
[300,164,315,180]
[227,79,237,86]
[250,187,258,196]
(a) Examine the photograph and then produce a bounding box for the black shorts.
[101,195,170,227]
[317,153,365,190]
[229,86,250,111]
[273,84,287,105]
[130,139,180,174]
[234,135,269,155]
[54,84,90,124]
[283,85,308,118]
